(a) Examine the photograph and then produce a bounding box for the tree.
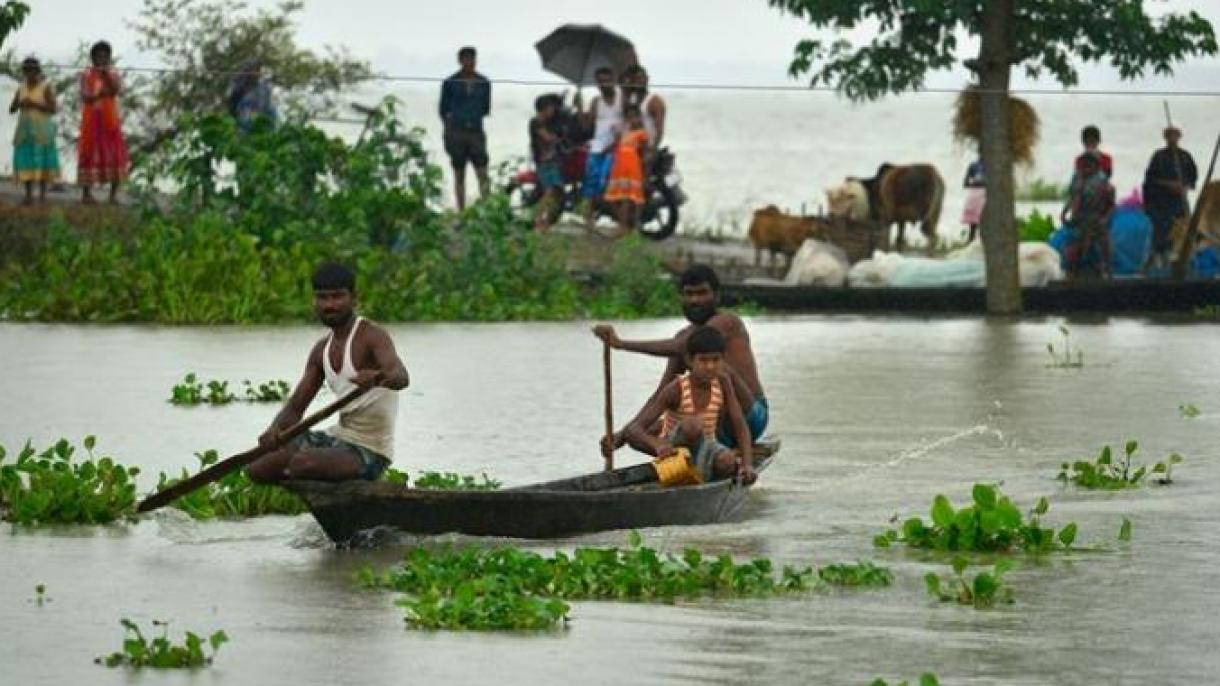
[0,1,28,49]
[3,0,370,154]
[768,0,1217,313]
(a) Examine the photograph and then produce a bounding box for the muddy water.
[2,318,1219,685]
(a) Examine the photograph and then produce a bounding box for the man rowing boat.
[594,263,768,453]
[249,262,410,483]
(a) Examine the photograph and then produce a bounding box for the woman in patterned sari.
[78,41,129,204]
[9,57,60,205]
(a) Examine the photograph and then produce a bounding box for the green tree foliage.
[2,0,370,151]
[766,0,1217,312]
[0,1,28,49]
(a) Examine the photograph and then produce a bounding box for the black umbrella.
[535,24,638,86]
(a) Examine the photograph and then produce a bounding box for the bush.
[0,100,678,324]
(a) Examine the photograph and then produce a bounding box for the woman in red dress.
[78,41,129,204]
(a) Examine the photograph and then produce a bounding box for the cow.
[747,205,829,270]
[828,163,945,254]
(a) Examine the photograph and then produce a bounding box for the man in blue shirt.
[439,46,491,211]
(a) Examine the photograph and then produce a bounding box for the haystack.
[953,88,1040,165]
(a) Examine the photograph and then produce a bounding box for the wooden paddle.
[602,342,614,472]
[136,386,371,513]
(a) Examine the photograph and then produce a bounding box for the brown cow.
[854,164,945,254]
[747,205,828,270]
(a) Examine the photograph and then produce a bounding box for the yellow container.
[652,448,703,487]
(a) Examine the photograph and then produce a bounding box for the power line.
[19,62,1220,98]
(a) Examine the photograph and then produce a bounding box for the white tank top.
[640,93,660,145]
[591,88,623,153]
[322,317,399,459]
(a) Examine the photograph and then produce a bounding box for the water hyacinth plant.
[870,675,940,686]
[925,556,1015,608]
[0,436,139,525]
[1057,441,1185,489]
[874,483,1079,553]
[1046,324,1084,368]
[358,532,816,629]
[169,373,290,406]
[97,619,227,669]
[155,450,306,519]
[817,561,894,587]
[412,471,501,491]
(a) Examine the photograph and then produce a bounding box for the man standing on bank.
[439,46,491,211]
[594,264,768,453]
[249,263,409,483]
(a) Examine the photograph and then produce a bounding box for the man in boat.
[248,262,409,483]
[593,263,767,452]
[618,326,756,484]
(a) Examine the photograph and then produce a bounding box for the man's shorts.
[443,127,489,169]
[718,397,769,449]
[537,161,564,190]
[289,430,391,480]
[582,151,614,198]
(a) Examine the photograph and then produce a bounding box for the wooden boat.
[284,441,778,544]
[722,279,1220,315]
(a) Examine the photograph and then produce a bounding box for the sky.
[6,0,1220,92]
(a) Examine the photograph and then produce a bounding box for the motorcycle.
[505,101,685,240]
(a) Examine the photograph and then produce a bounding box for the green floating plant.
[358,531,816,630]
[874,483,1079,554]
[0,436,139,525]
[1058,441,1184,489]
[817,561,893,587]
[925,556,1014,609]
[97,619,227,669]
[156,450,306,520]
[412,471,501,491]
[169,373,290,406]
[870,675,939,686]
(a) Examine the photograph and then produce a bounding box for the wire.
[22,62,1220,98]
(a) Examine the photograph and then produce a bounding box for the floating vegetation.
[925,556,1014,609]
[1046,324,1084,368]
[817,561,893,587]
[412,471,501,491]
[1179,403,1201,419]
[1058,441,1185,489]
[358,532,815,630]
[169,373,290,406]
[156,450,306,519]
[0,436,139,525]
[874,483,1079,554]
[33,584,49,605]
[871,674,940,686]
[1119,517,1133,542]
[97,619,227,669]
[396,578,572,631]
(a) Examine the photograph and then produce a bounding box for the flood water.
[2,317,1219,684]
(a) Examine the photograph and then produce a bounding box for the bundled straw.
[953,88,1040,165]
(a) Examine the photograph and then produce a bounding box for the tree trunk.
[977,0,1021,315]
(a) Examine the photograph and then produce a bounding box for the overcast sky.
[7,0,1220,91]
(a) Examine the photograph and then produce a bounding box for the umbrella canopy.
[535,24,638,86]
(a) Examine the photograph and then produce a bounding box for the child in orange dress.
[602,106,650,236]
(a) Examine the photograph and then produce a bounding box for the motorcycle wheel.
[638,183,679,241]
[506,180,543,213]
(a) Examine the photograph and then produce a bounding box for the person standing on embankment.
[439,45,491,211]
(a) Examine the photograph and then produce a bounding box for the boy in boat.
[616,326,756,484]
[248,262,410,483]
[594,264,767,452]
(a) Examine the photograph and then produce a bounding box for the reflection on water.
[2,318,1220,684]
